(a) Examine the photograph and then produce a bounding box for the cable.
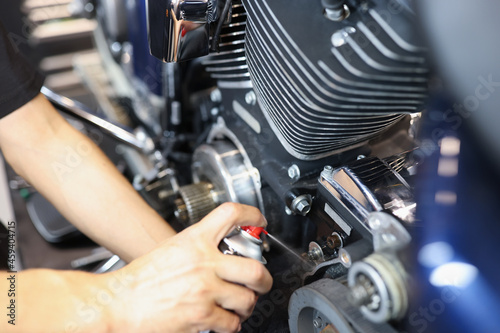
[210,0,232,52]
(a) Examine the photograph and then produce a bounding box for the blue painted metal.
[126,0,163,96]
[406,96,500,332]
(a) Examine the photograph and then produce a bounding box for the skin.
[0,94,273,332]
[0,94,175,262]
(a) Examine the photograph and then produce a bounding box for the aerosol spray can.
[199,227,267,333]
[219,226,267,264]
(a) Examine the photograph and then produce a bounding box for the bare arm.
[0,203,272,333]
[0,269,113,332]
[0,93,176,262]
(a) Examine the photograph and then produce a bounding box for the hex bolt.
[288,164,300,181]
[322,165,334,179]
[291,195,312,215]
[322,0,349,21]
[297,199,310,213]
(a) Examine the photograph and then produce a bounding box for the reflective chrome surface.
[174,182,218,225]
[201,117,265,212]
[319,157,416,232]
[221,228,266,264]
[192,139,260,209]
[147,0,216,62]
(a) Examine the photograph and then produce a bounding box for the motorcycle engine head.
[242,0,428,160]
[197,0,428,163]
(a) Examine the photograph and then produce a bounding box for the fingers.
[200,306,241,333]
[197,203,267,245]
[214,281,258,320]
[215,254,273,295]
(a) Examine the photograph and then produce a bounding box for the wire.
[210,0,232,52]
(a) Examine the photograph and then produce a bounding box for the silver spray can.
[219,226,267,264]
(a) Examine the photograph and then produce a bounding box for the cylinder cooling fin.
[242,0,428,160]
[202,0,252,87]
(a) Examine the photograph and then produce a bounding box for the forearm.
[0,94,176,262]
[0,204,273,333]
[0,269,114,332]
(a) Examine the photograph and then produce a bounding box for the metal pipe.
[41,86,151,152]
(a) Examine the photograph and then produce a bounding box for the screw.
[313,317,323,328]
[350,283,373,307]
[308,247,323,261]
[322,165,334,179]
[110,42,122,54]
[288,164,300,181]
[210,89,222,103]
[350,275,376,307]
[245,91,257,105]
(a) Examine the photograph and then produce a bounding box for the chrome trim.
[204,117,265,213]
[319,157,416,227]
[146,0,215,62]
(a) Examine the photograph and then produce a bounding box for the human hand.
[107,203,273,333]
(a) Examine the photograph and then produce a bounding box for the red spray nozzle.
[241,226,268,239]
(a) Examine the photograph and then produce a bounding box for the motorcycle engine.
[145,1,428,331]
[69,0,430,331]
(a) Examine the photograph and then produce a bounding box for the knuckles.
[240,290,259,318]
[225,313,241,333]
[192,304,215,324]
[247,261,272,291]
[217,202,243,218]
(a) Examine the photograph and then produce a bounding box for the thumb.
[195,202,267,245]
